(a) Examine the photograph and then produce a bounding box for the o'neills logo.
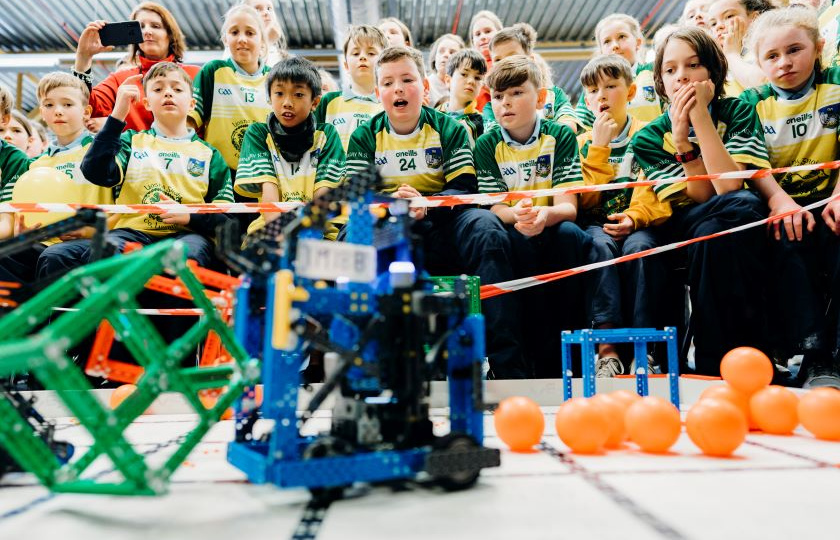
[786,113,813,125]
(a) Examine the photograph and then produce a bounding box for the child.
[469,10,504,111]
[28,122,50,158]
[0,72,115,289]
[235,57,345,235]
[475,54,592,377]
[0,110,35,155]
[485,24,578,132]
[435,49,487,145]
[190,4,271,172]
[707,0,772,95]
[632,27,802,376]
[313,25,387,152]
[575,14,662,130]
[742,6,840,387]
[346,46,530,379]
[241,0,290,66]
[427,33,466,106]
[576,55,672,376]
[42,62,234,276]
[681,0,715,30]
[0,86,36,240]
[378,17,413,48]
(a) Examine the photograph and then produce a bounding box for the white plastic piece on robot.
[336,276,350,291]
[389,261,416,289]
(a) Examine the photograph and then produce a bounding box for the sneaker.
[630,354,661,375]
[595,355,624,377]
[801,351,840,389]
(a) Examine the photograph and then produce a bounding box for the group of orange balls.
[493,347,840,456]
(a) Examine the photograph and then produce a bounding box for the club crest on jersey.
[425,147,442,169]
[231,121,250,152]
[643,86,656,102]
[310,147,321,165]
[187,158,206,177]
[818,104,840,129]
[543,101,555,119]
[142,185,181,223]
[535,155,551,177]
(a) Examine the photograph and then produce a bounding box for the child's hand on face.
[112,74,143,122]
[591,111,620,148]
[393,183,427,220]
[603,212,635,239]
[691,80,715,110]
[721,18,745,55]
[157,194,191,226]
[670,85,696,149]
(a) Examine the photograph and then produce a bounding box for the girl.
[73,2,200,131]
[190,4,271,173]
[484,23,578,132]
[427,33,466,106]
[681,0,715,30]
[631,26,802,376]
[0,110,34,155]
[378,17,412,48]
[469,10,503,111]
[241,0,290,66]
[575,14,663,129]
[742,6,840,388]
[708,0,772,95]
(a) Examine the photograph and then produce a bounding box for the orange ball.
[590,394,626,448]
[493,396,545,451]
[610,390,643,411]
[749,385,799,435]
[720,347,773,395]
[625,396,682,453]
[798,388,840,441]
[555,397,610,454]
[199,393,234,420]
[109,384,137,409]
[700,384,757,430]
[686,398,748,456]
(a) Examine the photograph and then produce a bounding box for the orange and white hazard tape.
[53,307,205,316]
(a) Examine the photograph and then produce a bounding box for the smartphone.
[99,21,143,47]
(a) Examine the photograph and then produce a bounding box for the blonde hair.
[594,14,643,46]
[221,4,268,59]
[37,71,91,103]
[429,33,466,72]
[376,46,426,80]
[747,6,821,67]
[128,2,187,63]
[240,0,289,54]
[469,10,503,43]
[142,62,193,92]
[486,55,542,93]
[491,22,537,55]
[378,17,413,47]
[343,25,388,56]
[0,84,13,117]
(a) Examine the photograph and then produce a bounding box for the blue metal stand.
[561,327,680,408]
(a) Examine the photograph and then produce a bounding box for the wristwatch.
[674,145,701,163]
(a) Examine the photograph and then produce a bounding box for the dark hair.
[266,56,322,98]
[446,49,487,77]
[654,26,728,102]
[740,0,774,14]
[580,54,634,88]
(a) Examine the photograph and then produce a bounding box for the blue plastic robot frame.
[561,327,681,408]
[225,171,500,499]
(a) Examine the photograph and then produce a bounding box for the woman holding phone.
[72,2,200,131]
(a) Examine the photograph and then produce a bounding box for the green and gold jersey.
[346,106,475,195]
[631,97,770,207]
[435,101,484,146]
[475,119,582,207]
[0,140,32,203]
[741,68,840,199]
[313,90,383,152]
[113,128,233,236]
[821,2,840,69]
[189,58,271,170]
[484,85,577,132]
[575,63,662,129]
[577,117,646,222]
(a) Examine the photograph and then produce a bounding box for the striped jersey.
[313,90,383,152]
[740,67,840,199]
[575,63,662,129]
[475,119,582,208]
[631,96,771,207]
[435,100,484,146]
[113,128,233,236]
[0,140,31,203]
[484,85,578,132]
[189,58,272,170]
[346,106,475,195]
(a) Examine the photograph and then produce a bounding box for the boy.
[39,62,233,277]
[235,57,345,236]
[435,49,487,145]
[0,72,117,292]
[576,55,671,376]
[346,46,530,379]
[475,55,592,377]
[314,25,387,152]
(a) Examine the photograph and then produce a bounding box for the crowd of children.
[2,1,840,388]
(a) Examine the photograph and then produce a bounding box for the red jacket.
[89,54,201,132]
